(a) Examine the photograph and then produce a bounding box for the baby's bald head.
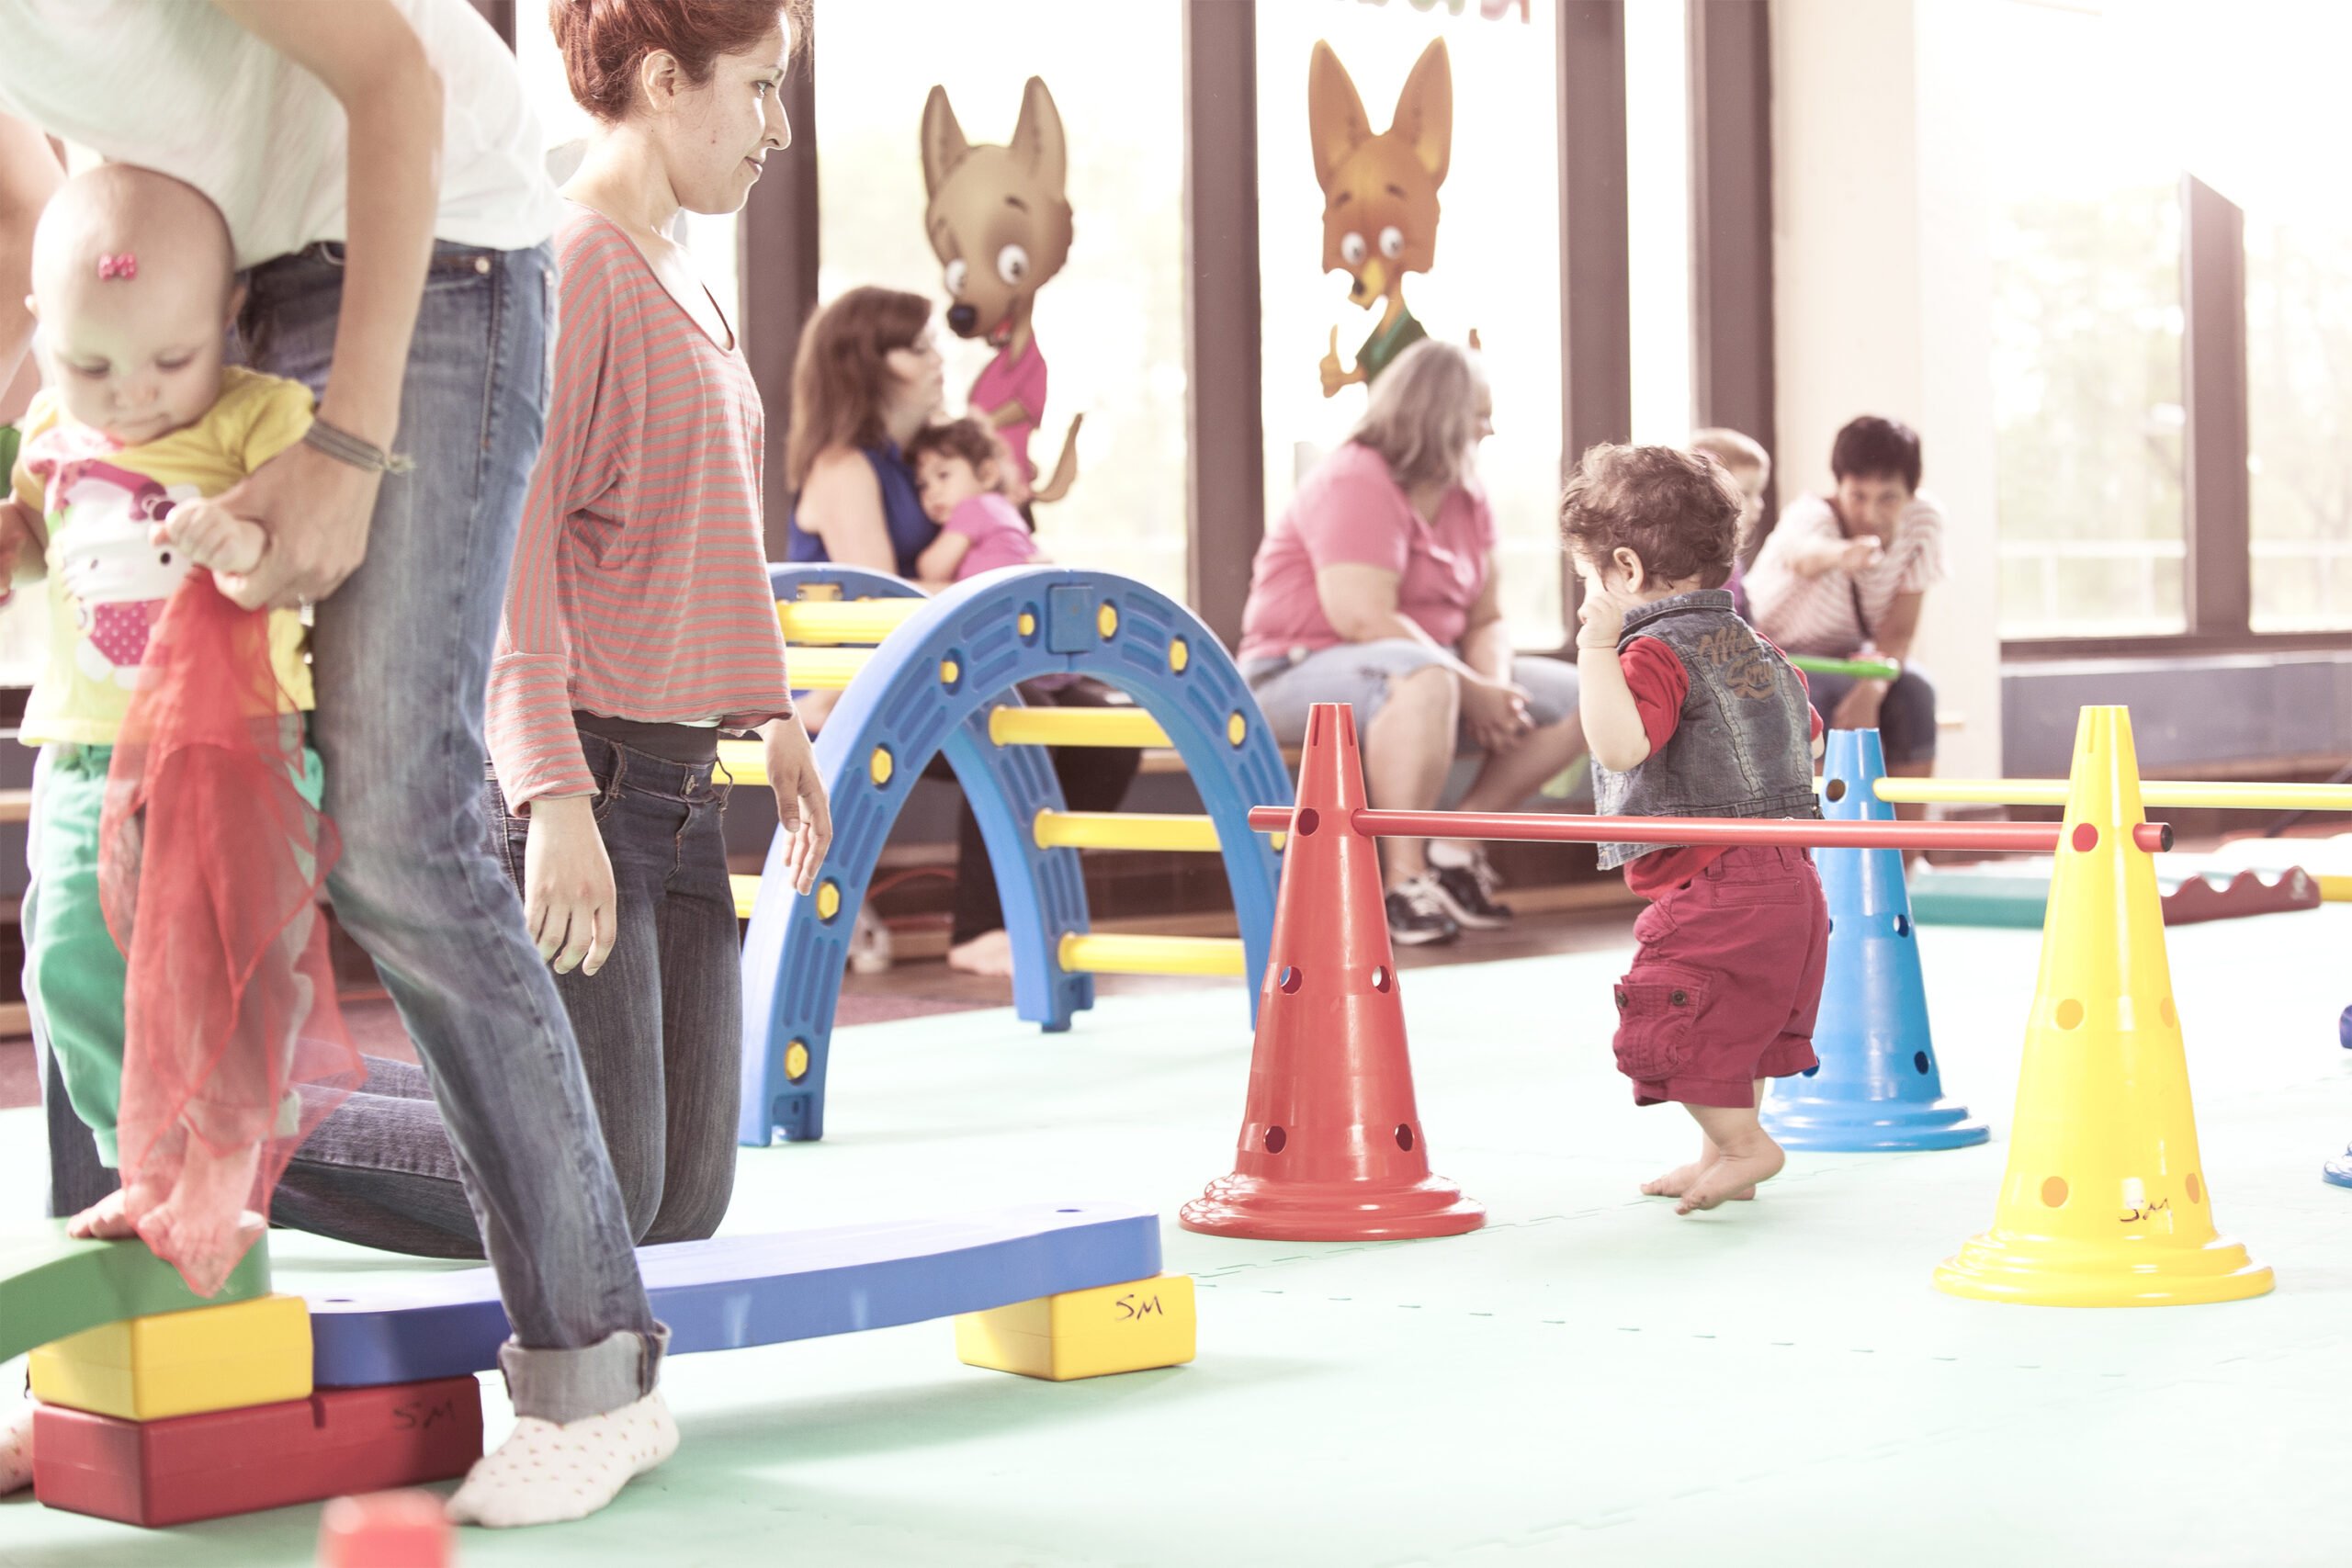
[29,166,241,446]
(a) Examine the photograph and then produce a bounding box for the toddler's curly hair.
[905,416,1012,491]
[1558,443,1744,589]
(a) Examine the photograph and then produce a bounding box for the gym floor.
[4,905,2347,1565]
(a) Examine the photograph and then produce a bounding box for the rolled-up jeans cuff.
[498,1324,670,1423]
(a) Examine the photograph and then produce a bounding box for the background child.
[1689,426,1770,619]
[908,415,1046,588]
[0,165,356,1293]
[1560,444,1827,1215]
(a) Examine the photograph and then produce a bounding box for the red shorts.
[1610,845,1829,1109]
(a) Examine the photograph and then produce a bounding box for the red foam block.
[34,1377,482,1528]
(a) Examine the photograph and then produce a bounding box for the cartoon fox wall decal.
[921,75,1082,507]
[1309,37,1454,398]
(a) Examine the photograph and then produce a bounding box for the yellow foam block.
[955,1274,1195,1382]
[29,1292,312,1421]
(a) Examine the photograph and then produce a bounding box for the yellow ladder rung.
[718,739,768,787]
[785,647,871,690]
[730,874,761,919]
[1034,811,1221,852]
[1057,932,1245,977]
[989,706,1171,749]
[776,597,925,645]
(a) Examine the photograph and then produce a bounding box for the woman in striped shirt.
[1745,415,1945,784]
[481,0,831,1255]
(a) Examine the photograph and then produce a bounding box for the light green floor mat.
[5,908,2350,1566]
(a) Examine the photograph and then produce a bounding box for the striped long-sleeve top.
[488,206,791,810]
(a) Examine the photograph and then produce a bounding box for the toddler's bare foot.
[136,1138,266,1295]
[1640,1136,1755,1200]
[1677,1138,1785,1214]
[947,928,1016,978]
[65,1190,138,1239]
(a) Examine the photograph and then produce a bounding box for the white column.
[1771,0,2001,778]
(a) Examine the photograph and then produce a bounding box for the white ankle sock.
[444,1390,677,1529]
[2,1396,34,1495]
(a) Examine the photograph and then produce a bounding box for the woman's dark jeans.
[1804,665,1938,765]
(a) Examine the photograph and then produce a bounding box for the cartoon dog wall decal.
[922,75,1083,507]
[1309,37,1454,398]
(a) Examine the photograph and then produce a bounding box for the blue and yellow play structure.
[730,565,1292,1145]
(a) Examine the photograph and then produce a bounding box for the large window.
[1984,0,2186,640]
[811,1,1188,599]
[1254,0,1563,646]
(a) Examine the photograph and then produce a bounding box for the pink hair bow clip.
[96,253,138,281]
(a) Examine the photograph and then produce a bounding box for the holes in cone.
[1264,1126,1287,1154]
[1295,807,1319,837]
[1894,915,1912,938]
[1277,965,1303,994]
[1826,919,1835,936]
[1825,778,1849,803]
[2041,1176,2069,1208]
[1372,965,1392,993]
[1803,1065,1820,1077]
[1396,1123,1415,1151]
[2071,823,2099,852]
[2161,997,2177,1028]
[2186,1172,2203,1204]
[2056,998,2086,1031]
[1913,1050,1931,1076]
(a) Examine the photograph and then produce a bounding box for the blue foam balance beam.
[308,1202,1162,1387]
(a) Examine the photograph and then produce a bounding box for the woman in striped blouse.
[481,0,831,1249]
[1745,415,1945,786]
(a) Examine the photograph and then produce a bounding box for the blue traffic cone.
[1762,728,1987,1150]
[2325,1143,2352,1190]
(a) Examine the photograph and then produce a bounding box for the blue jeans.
[1243,641,1581,747]
[226,242,660,1420]
[1801,665,1939,765]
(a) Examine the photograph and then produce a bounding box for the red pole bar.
[1244,806,2171,854]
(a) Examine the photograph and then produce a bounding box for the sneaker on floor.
[1425,852,1514,930]
[847,905,893,976]
[1385,875,1461,947]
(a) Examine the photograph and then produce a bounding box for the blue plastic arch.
[739,565,1292,1145]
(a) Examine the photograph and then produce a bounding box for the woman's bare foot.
[65,1190,137,1240]
[1677,1137,1785,1214]
[946,928,1016,978]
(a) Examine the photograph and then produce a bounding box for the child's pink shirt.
[947,491,1045,579]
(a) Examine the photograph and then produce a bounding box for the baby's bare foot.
[1677,1140,1785,1214]
[66,1190,137,1239]
[1641,1137,1757,1201]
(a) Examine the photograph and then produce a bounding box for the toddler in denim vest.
[1562,444,1827,1214]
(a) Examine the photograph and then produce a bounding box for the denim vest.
[1590,589,1821,871]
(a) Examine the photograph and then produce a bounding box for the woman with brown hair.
[1238,339,1585,948]
[784,288,1139,977]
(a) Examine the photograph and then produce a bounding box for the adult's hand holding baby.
[0,497,39,604]
[201,442,381,610]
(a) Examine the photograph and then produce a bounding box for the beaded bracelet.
[303,416,414,476]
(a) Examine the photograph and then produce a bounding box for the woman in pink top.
[1238,341,1586,947]
[480,0,830,1267]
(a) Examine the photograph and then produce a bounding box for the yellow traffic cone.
[1934,706,2272,1306]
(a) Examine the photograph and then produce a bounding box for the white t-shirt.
[1746,491,1948,656]
[0,0,559,268]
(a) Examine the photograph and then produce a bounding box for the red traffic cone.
[1181,702,1485,1240]
[319,1491,453,1568]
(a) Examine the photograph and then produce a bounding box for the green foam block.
[1906,871,2052,929]
[0,1223,271,1362]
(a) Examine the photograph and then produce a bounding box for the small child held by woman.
[1560,444,1827,1215]
[0,165,359,1294]
[907,414,1046,589]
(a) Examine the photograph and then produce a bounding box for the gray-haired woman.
[1237,340,1584,946]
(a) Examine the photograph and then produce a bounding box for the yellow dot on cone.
[1097,603,1119,638]
[1169,637,1190,673]
[2041,1177,2068,1207]
[815,882,841,921]
[1227,712,1247,747]
[785,1042,810,1081]
[870,746,895,786]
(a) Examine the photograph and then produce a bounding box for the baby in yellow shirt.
[0,165,334,1289]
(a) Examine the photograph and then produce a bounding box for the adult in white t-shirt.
[0,0,673,1526]
[1745,415,1945,780]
